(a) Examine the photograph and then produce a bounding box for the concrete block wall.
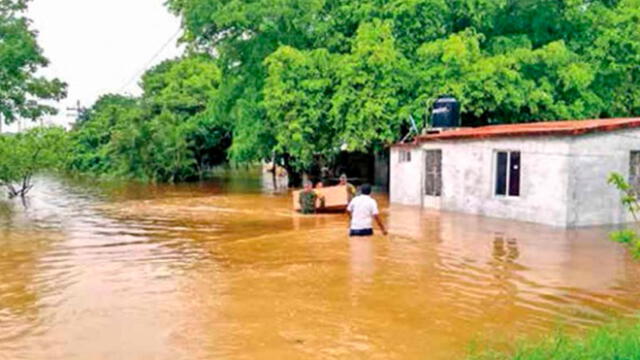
[390,147,423,206]
[423,137,572,227]
[566,129,640,226]
[391,129,640,227]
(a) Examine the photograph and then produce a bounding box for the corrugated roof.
[414,117,640,142]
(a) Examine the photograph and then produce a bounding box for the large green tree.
[166,0,640,175]
[0,0,66,131]
[263,20,413,170]
[69,0,640,182]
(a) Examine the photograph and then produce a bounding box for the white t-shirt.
[347,195,379,230]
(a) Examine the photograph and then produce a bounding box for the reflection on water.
[349,238,375,302]
[0,173,639,359]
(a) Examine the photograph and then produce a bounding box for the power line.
[117,27,182,94]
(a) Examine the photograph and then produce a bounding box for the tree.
[141,55,230,174]
[0,126,69,198]
[262,20,416,176]
[165,0,621,171]
[414,31,603,125]
[0,0,66,131]
[264,46,339,170]
[331,20,413,152]
[68,55,228,182]
[66,0,640,184]
[585,0,640,117]
[68,94,142,175]
[141,55,222,116]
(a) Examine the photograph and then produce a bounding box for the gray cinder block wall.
[390,129,640,227]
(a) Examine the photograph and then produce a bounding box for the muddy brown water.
[1,173,639,360]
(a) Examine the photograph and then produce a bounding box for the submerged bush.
[468,320,640,360]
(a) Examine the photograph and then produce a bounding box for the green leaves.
[0,126,69,197]
[159,0,640,173]
[607,172,640,259]
[69,0,640,180]
[68,55,228,182]
[263,20,413,170]
[142,55,221,116]
[264,46,339,168]
[0,0,66,126]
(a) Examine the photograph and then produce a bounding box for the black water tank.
[431,96,461,128]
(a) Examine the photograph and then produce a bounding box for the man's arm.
[374,214,388,235]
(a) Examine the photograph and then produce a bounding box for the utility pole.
[66,100,84,119]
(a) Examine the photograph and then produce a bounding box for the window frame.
[399,150,412,163]
[494,150,521,198]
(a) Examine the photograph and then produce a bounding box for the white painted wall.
[390,147,423,206]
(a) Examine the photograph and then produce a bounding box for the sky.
[8,0,184,132]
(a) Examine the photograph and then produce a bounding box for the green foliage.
[264,46,339,169]
[607,172,640,259]
[332,20,412,151]
[608,172,640,220]
[141,55,221,116]
[163,0,640,172]
[610,229,638,245]
[0,0,66,128]
[467,320,640,360]
[68,55,229,182]
[68,94,142,175]
[68,0,640,179]
[0,127,69,198]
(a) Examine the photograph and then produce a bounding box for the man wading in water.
[299,181,319,214]
[347,184,388,237]
[339,174,357,200]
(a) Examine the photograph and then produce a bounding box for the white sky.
[7,0,184,132]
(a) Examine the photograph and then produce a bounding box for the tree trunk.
[6,176,34,199]
[270,154,278,191]
[282,154,302,188]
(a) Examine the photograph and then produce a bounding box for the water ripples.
[1,176,640,359]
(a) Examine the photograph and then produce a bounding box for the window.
[425,150,442,196]
[630,151,640,194]
[495,151,521,197]
[399,150,412,163]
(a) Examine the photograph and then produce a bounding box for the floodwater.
[1,172,640,360]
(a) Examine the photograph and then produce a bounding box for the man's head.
[315,182,324,189]
[360,183,372,195]
[339,174,348,185]
[303,181,313,191]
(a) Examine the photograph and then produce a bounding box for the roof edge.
[413,117,640,143]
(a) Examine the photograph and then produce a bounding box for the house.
[390,118,640,227]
